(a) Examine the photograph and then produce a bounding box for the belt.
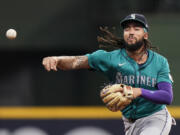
[127,118,137,123]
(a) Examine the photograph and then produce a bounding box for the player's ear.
[144,32,148,40]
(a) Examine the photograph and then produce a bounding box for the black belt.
[128,118,137,123]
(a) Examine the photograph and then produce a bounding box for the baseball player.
[42,13,175,135]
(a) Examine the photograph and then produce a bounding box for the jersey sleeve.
[157,58,173,84]
[85,50,112,73]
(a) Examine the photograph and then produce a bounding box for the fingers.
[42,57,49,71]
[103,93,117,103]
[50,57,58,71]
[42,57,58,71]
[100,86,112,98]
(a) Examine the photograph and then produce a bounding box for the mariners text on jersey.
[115,72,157,87]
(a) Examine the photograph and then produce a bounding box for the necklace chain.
[127,50,148,64]
[137,50,147,62]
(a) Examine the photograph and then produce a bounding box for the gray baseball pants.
[122,107,176,135]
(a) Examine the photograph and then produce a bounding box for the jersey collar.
[121,48,154,68]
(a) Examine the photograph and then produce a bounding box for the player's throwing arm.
[42,56,90,71]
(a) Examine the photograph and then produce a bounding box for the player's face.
[123,22,148,52]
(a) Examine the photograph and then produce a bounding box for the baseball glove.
[100,84,134,112]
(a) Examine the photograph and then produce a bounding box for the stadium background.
[0,0,180,134]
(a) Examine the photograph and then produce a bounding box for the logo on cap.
[130,14,136,19]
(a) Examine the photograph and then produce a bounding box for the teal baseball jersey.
[86,48,172,119]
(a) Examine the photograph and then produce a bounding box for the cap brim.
[120,19,147,29]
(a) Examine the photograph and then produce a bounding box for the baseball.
[6,29,17,39]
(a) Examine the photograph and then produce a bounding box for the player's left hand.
[132,88,142,98]
[100,84,134,112]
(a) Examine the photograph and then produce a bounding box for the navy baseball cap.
[120,13,149,31]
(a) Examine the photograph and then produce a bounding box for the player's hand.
[42,56,58,71]
[132,88,142,98]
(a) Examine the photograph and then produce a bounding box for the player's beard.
[124,38,144,52]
